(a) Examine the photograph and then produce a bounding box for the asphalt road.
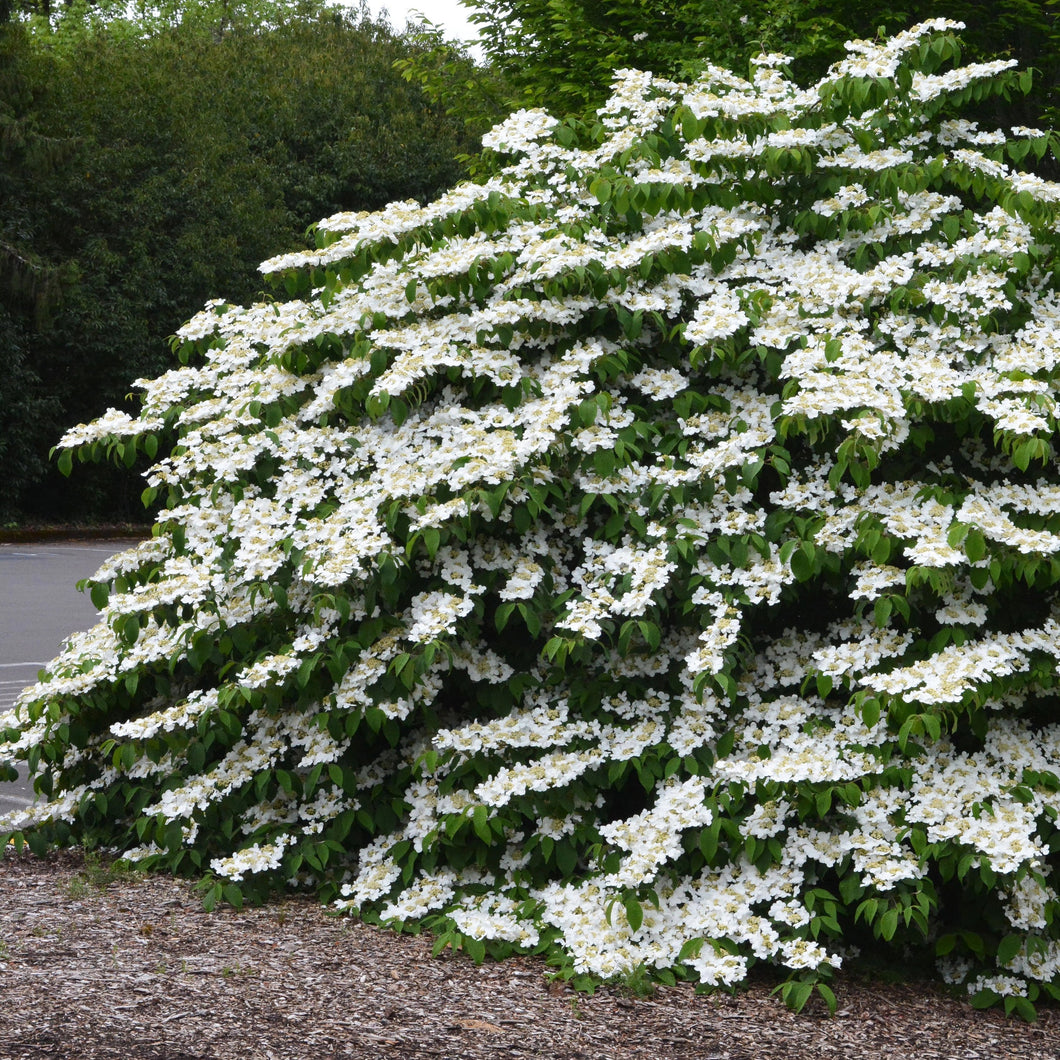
[1,540,133,817]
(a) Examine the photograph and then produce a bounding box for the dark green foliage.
[0,2,478,520]
[0,306,57,519]
[407,1,1060,140]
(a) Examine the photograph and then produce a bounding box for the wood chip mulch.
[2,849,1059,1060]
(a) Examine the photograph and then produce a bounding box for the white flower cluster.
[598,776,714,885]
[210,835,294,882]
[451,893,541,948]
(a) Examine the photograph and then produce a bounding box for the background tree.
[0,21,74,514]
[0,0,480,521]
[403,1,1060,135]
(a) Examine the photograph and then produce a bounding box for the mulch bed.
[2,849,1059,1059]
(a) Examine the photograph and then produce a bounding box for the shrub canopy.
[4,20,1060,1015]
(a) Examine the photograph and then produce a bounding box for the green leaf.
[816,982,837,1017]
[201,883,222,912]
[970,988,1001,1010]
[637,620,661,651]
[1011,996,1038,1023]
[624,896,644,933]
[472,804,492,844]
[222,883,244,910]
[555,840,577,876]
[591,177,613,203]
[861,698,882,729]
[790,544,815,582]
[120,742,138,771]
[878,908,899,940]
[463,935,487,964]
[997,933,1023,967]
[512,602,538,637]
[781,979,814,1013]
[122,614,141,645]
[856,897,878,924]
[677,937,705,962]
[964,528,987,563]
[935,933,957,956]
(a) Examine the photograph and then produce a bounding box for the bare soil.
[2,848,1059,1060]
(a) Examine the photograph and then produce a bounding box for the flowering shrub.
[4,20,1060,1016]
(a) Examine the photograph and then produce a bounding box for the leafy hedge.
[406,0,1060,154]
[4,21,1060,1016]
[0,3,479,520]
